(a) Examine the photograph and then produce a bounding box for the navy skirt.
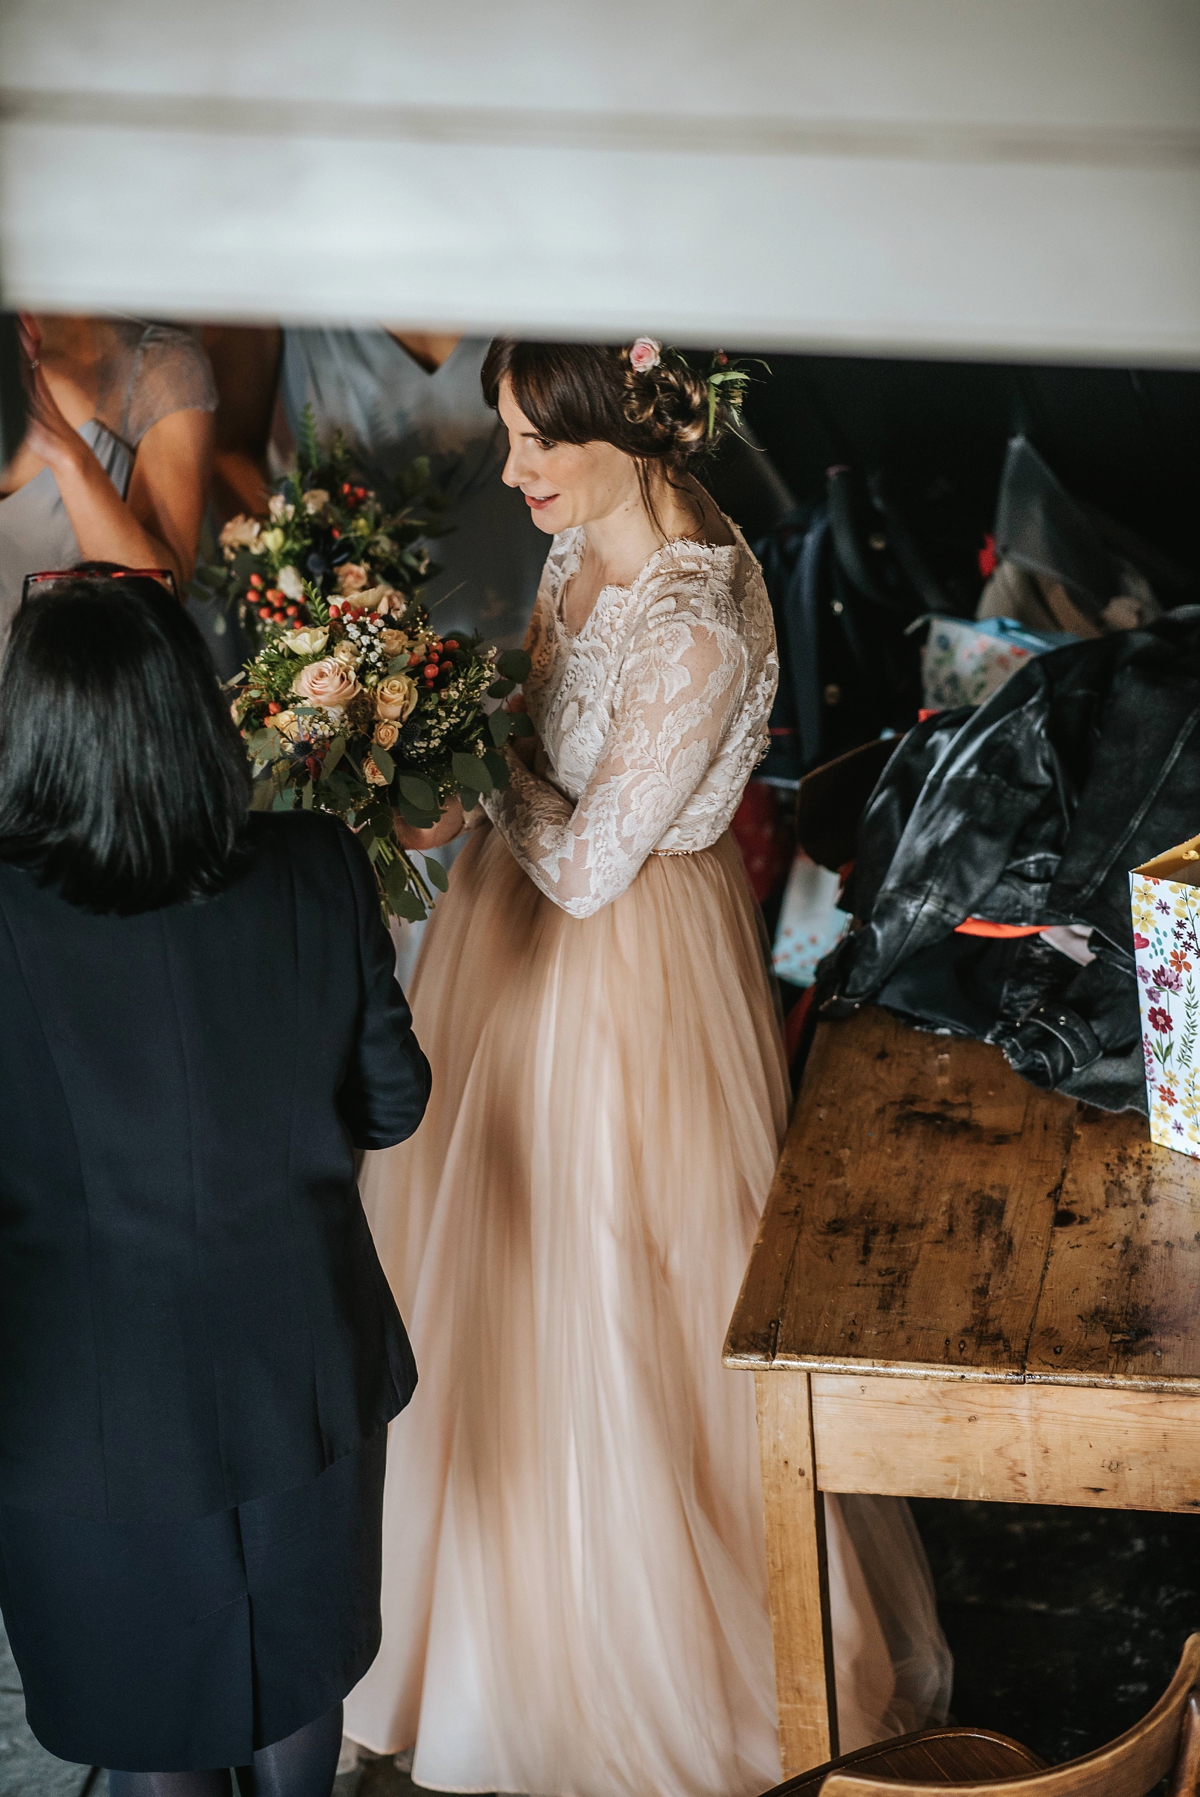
[0,1428,387,1772]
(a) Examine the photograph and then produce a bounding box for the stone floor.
[3,1500,1198,1793]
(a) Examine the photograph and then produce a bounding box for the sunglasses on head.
[22,567,179,605]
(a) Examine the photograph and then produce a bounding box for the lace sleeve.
[483,594,745,918]
[96,325,218,447]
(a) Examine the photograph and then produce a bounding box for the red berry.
[408,652,421,666]
[331,527,341,539]
[423,663,438,679]
[342,482,352,495]
[285,604,299,618]
[258,605,272,619]
[267,701,281,714]
[444,638,459,651]
[329,602,341,617]
[249,574,263,590]
[273,610,285,623]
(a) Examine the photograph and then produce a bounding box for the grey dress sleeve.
[94,322,218,448]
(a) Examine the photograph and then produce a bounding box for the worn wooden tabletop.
[725,1008,1200,1393]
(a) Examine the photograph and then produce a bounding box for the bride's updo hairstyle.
[481,338,744,523]
[0,567,251,914]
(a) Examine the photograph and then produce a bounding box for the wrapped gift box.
[1130,832,1200,1158]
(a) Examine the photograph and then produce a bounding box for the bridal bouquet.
[203,412,530,921]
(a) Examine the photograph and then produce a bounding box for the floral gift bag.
[920,615,1070,713]
[1131,832,1200,1157]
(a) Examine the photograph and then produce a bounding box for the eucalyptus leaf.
[393,792,437,828]
[423,855,450,893]
[487,677,515,699]
[482,749,508,787]
[390,887,427,923]
[496,649,532,682]
[247,728,279,760]
[371,744,396,783]
[324,734,346,775]
[487,708,513,747]
[452,750,493,794]
[301,780,314,810]
[509,711,536,739]
[397,774,438,810]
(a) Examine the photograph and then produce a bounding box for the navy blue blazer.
[0,812,429,1520]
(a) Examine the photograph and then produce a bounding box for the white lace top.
[481,523,778,918]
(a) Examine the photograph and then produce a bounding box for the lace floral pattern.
[482,524,778,918]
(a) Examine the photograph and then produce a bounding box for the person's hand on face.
[496,378,640,536]
[16,314,86,474]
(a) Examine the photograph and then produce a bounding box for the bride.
[345,338,950,1796]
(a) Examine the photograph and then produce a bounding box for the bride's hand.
[393,794,465,852]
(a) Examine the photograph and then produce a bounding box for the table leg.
[755,1369,838,1775]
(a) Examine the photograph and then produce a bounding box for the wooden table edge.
[725,1352,1200,1395]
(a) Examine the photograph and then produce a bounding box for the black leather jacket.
[819,609,1200,1112]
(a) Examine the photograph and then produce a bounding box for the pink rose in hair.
[629,337,661,374]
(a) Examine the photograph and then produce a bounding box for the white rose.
[276,565,306,600]
[302,488,330,514]
[268,494,295,522]
[218,515,262,553]
[282,627,328,657]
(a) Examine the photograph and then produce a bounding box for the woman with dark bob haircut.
[344,343,950,1793]
[0,568,430,1796]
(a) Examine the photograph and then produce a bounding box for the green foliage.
[452,750,493,794]
[496,649,532,683]
[423,855,450,893]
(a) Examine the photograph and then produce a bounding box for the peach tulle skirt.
[346,826,950,1797]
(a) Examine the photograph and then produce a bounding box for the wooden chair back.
[820,1633,1200,1797]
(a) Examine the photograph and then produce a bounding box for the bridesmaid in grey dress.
[0,316,217,640]
[276,328,545,649]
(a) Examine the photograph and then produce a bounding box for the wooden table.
[725,1007,1200,1776]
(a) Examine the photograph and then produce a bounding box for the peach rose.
[302,487,329,514]
[292,658,360,710]
[374,720,400,750]
[380,628,410,657]
[375,673,419,722]
[331,641,359,668]
[364,755,388,786]
[264,709,300,741]
[336,562,370,594]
